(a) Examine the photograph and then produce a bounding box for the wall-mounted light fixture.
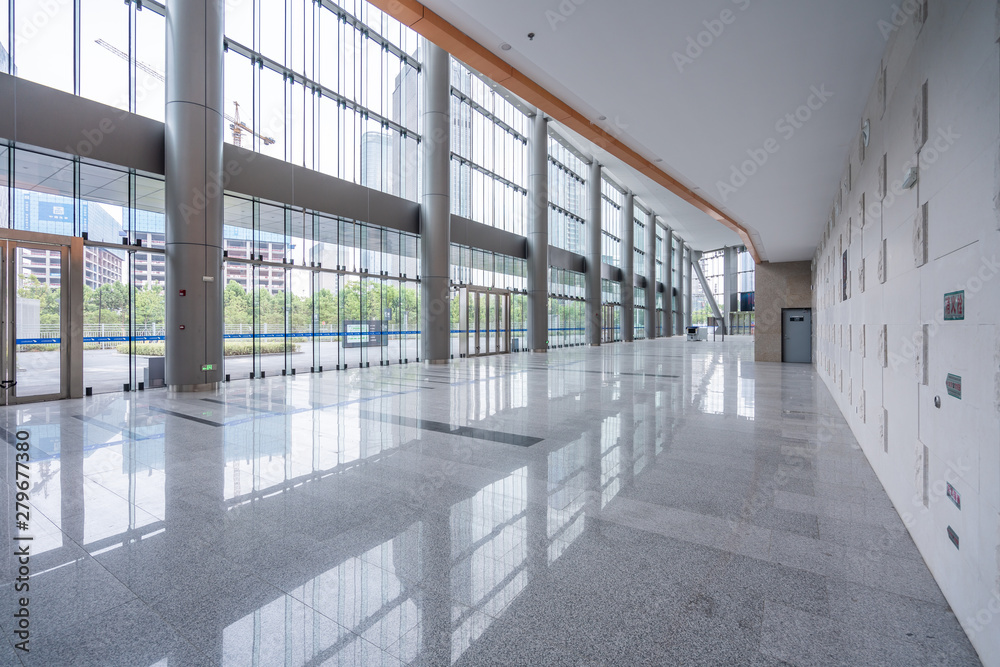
[901,166,918,190]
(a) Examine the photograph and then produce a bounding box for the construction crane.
[95,39,276,148]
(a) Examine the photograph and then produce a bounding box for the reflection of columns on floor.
[583,422,603,530]
[644,392,658,462]
[527,455,548,580]
[621,193,634,343]
[421,509,452,663]
[525,366,549,579]
[61,418,85,545]
[645,215,657,340]
[164,418,226,662]
[420,40,452,364]
[527,113,549,353]
[585,161,603,346]
[164,0,225,390]
[620,393,636,491]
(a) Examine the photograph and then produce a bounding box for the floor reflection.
[0,337,974,666]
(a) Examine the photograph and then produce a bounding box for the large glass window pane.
[258,0,285,65]
[13,150,75,234]
[224,0,253,48]
[0,146,9,228]
[134,6,165,121]
[15,246,62,397]
[1,1,9,73]
[80,0,129,110]
[13,0,74,92]
[79,163,128,243]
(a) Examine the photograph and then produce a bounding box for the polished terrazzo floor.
[0,337,982,666]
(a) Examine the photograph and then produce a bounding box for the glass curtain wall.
[601,278,621,342]
[692,249,724,326]
[600,179,622,267]
[450,245,526,356]
[450,61,528,235]
[633,286,645,340]
[1,145,167,395]
[547,267,585,348]
[4,0,166,119]
[735,246,756,334]
[548,137,586,255]
[223,0,421,199]
[222,194,421,378]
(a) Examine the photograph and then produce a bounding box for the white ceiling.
[422,0,898,261]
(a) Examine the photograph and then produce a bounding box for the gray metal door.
[782,308,812,363]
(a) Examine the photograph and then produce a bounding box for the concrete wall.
[754,261,812,362]
[812,1,1000,663]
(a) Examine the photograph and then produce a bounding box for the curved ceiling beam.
[372,0,762,263]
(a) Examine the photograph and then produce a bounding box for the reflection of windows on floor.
[738,369,755,420]
[450,468,528,659]
[226,533,422,666]
[601,414,623,508]
[691,356,726,416]
[222,395,420,501]
[548,438,587,564]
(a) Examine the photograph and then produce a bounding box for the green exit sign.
[201,364,216,371]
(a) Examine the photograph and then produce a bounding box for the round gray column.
[675,238,685,334]
[664,227,673,337]
[685,245,693,327]
[621,194,634,342]
[645,214,656,339]
[526,113,549,353]
[585,161,602,346]
[420,41,452,364]
[164,0,225,391]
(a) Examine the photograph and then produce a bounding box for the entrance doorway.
[601,304,619,343]
[782,308,812,363]
[0,232,83,404]
[458,287,511,358]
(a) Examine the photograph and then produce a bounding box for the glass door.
[1,241,70,404]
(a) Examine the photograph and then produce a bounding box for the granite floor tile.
[0,338,982,665]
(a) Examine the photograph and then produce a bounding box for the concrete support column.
[420,41,452,364]
[585,161,602,346]
[685,245,693,327]
[164,0,225,391]
[527,113,549,352]
[664,227,673,337]
[674,238,684,335]
[645,214,656,339]
[621,194,634,342]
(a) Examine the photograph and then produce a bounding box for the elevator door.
[782,308,812,363]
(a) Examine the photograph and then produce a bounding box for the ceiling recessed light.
[500,43,512,51]
[597,115,607,121]
[654,158,663,163]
